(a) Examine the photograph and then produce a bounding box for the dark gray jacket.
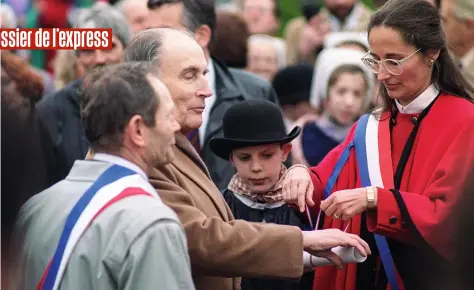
[36,79,88,186]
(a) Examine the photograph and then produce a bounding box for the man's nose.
[198,83,213,99]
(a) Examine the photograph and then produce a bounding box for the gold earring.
[429,59,434,67]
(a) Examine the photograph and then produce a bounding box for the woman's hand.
[320,188,374,220]
[282,165,315,212]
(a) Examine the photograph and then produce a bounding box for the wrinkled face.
[148,3,186,30]
[369,26,435,105]
[157,33,212,132]
[242,0,279,35]
[440,0,468,54]
[324,0,357,20]
[145,75,181,166]
[76,35,124,73]
[123,2,149,34]
[247,41,279,81]
[325,72,366,126]
[231,143,291,194]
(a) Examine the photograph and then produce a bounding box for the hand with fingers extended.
[320,188,374,220]
[302,229,371,269]
[282,165,315,212]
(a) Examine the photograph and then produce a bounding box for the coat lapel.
[173,133,229,219]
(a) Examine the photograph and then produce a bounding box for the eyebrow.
[369,51,406,59]
[181,66,209,75]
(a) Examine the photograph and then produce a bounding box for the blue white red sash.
[323,113,400,290]
[37,164,158,290]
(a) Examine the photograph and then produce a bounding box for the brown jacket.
[149,133,304,290]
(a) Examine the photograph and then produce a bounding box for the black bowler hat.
[209,100,301,160]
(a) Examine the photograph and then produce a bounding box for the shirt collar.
[93,153,148,180]
[328,3,362,32]
[395,84,439,114]
[207,57,216,94]
[461,47,474,69]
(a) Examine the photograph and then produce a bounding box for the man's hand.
[302,229,371,268]
[282,166,315,212]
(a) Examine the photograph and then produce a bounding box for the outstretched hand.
[302,229,371,268]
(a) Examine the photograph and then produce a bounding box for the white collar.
[395,84,439,114]
[461,47,474,69]
[207,57,216,93]
[328,2,363,32]
[93,153,148,180]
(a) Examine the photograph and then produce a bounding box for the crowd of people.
[2,0,474,289]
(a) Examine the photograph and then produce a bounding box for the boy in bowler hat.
[209,99,314,290]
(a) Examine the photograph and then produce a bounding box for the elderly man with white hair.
[36,3,132,188]
[246,34,286,81]
[440,0,474,87]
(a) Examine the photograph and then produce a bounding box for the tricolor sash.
[322,113,400,290]
[37,164,158,290]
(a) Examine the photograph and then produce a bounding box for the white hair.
[0,3,17,28]
[248,34,287,68]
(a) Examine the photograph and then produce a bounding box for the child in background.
[301,48,374,166]
[209,100,313,290]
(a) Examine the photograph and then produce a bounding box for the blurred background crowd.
[1,0,474,288]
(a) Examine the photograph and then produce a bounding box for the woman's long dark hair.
[368,0,474,113]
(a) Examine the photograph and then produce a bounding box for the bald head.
[124,28,197,69]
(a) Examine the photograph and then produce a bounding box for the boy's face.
[231,143,292,194]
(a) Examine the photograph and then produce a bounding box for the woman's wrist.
[366,186,378,210]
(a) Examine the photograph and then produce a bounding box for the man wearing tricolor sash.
[10,62,194,290]
[282,0,474,289]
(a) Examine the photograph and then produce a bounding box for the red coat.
[308,93,474,290]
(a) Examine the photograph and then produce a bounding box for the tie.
[186,128,201,155]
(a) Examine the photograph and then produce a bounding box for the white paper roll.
[303,246,367,268]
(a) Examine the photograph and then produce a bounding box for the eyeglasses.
[361,48,421,76]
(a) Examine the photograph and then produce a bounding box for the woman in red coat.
[282,0,474,289]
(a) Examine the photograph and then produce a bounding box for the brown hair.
[327,64,369,95]
[81,62,160,152]
[209,11,249,68]
[368,0,474,113]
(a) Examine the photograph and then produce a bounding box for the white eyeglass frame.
[361,48,421,76]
